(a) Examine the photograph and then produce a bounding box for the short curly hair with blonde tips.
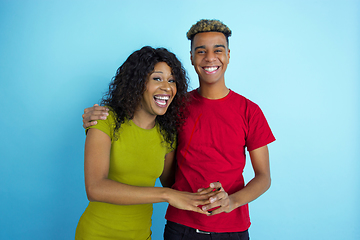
[186,19,232,47]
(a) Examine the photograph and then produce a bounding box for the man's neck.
[198,81,229,100]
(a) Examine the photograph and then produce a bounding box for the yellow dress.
[75,111,174,240]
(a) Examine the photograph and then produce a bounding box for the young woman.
[75,46,213,240]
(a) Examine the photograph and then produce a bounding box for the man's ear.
[190,51,194,65]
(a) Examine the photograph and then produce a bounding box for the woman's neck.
[132,112,156,129]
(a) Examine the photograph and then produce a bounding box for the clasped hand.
[197,182,236,216]
[168,181,235,216]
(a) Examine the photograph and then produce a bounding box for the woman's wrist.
[161,187,174,204]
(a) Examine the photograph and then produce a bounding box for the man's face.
[190,32,230,85]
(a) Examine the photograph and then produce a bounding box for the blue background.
[1,0,359,239]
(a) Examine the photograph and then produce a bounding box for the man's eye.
[215,49,222,53]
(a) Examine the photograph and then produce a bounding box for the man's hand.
[198,182,237,216]
[199,146,272,216]
[82,104,109,129]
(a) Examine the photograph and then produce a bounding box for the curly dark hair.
[101,46,189,147]
[187,19,232,48]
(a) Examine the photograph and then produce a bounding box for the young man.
[82,19,275,240]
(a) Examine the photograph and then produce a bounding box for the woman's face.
[139,62,177,117]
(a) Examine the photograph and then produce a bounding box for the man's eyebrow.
[215,44,226,49]
[194,45,206,51]
[194,44,226,51]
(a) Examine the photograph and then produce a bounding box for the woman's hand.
[165,188,216,215]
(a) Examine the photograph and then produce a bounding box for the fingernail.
[101,116,106,120]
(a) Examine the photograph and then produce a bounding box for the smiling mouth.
[203,66,219,73]
[154,95,170,107]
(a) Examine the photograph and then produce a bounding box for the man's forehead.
[194,31,226,40]
[193,32,227,44]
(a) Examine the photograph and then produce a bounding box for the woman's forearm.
[86,178,170,205]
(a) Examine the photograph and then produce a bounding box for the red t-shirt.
[165,89,275,232]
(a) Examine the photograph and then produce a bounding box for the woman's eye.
[169,79,176,83]
[153,77,161,81]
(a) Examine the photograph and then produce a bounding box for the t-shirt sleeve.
[166,137,177,154]
[246,104,275,151]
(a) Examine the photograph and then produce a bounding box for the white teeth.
[157,101,166,106]
[154,95,170,100]
[204,67,218,72]
[154,95,170,106]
